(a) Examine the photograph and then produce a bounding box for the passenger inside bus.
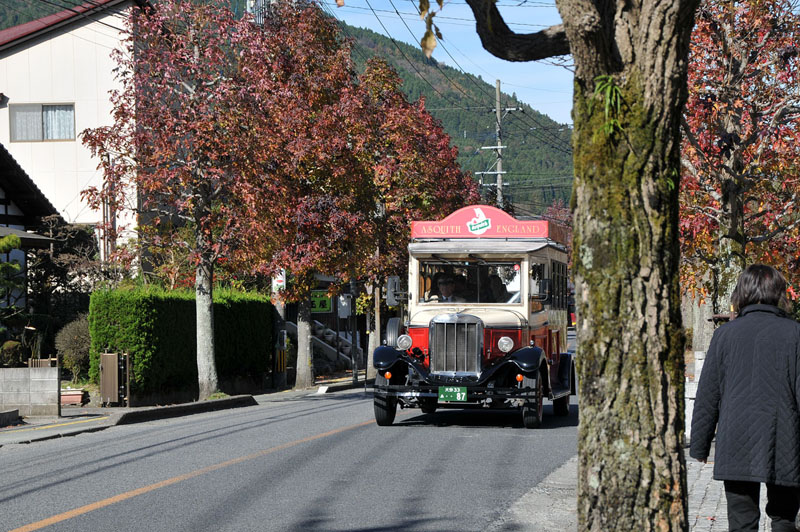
[488,274,511,303]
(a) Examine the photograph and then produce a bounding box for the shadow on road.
[392,404,579,430]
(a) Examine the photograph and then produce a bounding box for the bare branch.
[463,0,569,61]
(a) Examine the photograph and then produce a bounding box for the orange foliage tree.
[681,0,800,317]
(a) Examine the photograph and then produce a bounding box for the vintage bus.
[372,205,575,428]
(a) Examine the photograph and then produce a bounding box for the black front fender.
[508,345,546,373]
[373,345,406,371]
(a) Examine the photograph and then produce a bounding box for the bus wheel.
[374,395,397,426]
[553,393,570,416]
[374,373,397,426]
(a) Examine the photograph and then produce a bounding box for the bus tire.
[553,393,570,416]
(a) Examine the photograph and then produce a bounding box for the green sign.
[438,386,467,402]
[311,291,332,313]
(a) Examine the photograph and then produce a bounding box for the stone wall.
[0,367,60,416]
[685,350,706,444]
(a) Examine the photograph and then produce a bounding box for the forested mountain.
[0,2,573,215]
[342,24,574,215]
[0,1,69,30]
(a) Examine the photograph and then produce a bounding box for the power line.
[385,1,573,159]
[331,1,574,155]
[360,0,466,106]
[387,0,496,110]
[1,0,125,49]
[322,2,552,29]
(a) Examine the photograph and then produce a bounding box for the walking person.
[691,264,800,531]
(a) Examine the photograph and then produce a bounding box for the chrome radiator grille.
[428,314,483,373]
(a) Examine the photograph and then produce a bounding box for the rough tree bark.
[464,0,699,529]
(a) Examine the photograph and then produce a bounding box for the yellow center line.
[3,417,111,434]
[10,419,375,532]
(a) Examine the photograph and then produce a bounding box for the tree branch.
[748,217,800,244]
[463,0,570,61]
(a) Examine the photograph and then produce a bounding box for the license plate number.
[438,386,467,402]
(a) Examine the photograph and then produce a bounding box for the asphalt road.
[0,390,578,532]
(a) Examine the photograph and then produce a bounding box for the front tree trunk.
[572,79,687,531]
[560,1,698,528]
[196,255,218,400]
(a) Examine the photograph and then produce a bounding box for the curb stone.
[1,381,371,446]
[114,395,257,425]
[0,395,259,446]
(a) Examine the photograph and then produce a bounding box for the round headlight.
[497,336,514,353]
[396,334,413,351]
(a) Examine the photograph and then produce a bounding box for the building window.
[9,104,75,141]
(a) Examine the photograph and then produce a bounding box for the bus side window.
[530,262,550,301]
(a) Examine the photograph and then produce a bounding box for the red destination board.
[411,205,557,240]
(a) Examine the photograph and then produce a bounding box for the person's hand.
[697,458,707,464]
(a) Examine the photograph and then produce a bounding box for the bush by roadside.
[89,286,273,402]
[0,340,24,367]
[55,314,90,383]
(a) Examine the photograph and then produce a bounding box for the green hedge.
[89,286,273,396]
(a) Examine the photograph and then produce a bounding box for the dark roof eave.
[0,143,60,220]
[0,226,54,249]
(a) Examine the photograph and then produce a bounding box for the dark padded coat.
[690,304,800,486]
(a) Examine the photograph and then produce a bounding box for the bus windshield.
[418,259,521,304]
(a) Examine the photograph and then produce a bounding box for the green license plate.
[438,386,467,402]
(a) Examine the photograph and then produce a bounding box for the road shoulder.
[489,455,577,532]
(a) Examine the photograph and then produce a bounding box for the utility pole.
[494,80,504,207]
[475,80,521,208]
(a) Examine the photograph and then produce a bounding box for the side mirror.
[386,276,408,307]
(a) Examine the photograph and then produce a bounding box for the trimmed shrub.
[0,340,25,367]
[89,286,273,398]
[55,314,91,383]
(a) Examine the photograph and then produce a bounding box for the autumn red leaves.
[680,0,800,308]
[81,0,478,300]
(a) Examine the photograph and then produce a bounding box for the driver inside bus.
[436,275,465,303]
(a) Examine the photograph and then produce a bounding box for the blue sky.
[321,0,575,125]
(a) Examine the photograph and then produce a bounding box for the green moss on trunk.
[572,72,687,530]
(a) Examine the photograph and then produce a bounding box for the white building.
[0,0,144,259]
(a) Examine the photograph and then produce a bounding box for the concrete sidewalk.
[688,454,769,531]
[494,448,768,531]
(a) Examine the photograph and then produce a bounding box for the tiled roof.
[0,0,144,52]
